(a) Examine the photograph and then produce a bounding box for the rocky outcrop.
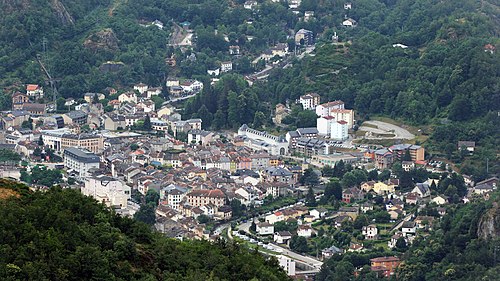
[51,0,74,26]
[83,28,119,52]
[477,201,500,240]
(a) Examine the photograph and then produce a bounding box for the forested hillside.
[0,179,289,280]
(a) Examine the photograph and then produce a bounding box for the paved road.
[390,213,413,233]
[359,120,415,140]
[165,92,197,103]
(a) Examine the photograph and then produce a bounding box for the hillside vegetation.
[0,180,289,280]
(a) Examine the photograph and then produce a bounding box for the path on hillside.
[359,120,415,140]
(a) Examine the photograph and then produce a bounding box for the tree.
[290,235,309,253]
[322,165,334,177]
[197,214,210,224]
[395,237,408,251]
[250,220,257,232]
[305,186,317,207]
[130,143,139,151]
[402,150,412,161]
[145,189,160,206]
[324,180,342,201]
[134,204,156,225]
[252,111,266,129]
[37,135,44,146]
[230,199,245,218]
[143,114,152,131]
[300,168,320,187]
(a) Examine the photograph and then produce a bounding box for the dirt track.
[358,120,415,140]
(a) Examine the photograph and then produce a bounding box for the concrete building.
[238,124,288,156]
[330,109,354,128]
[295,29,314,46]
[83,176,131,208]
[315,100,344,117]
[317,116,335,136]
[331,120,348,140]
[278,255,296,276]
[299,93,320,110]
[63,147,100,179]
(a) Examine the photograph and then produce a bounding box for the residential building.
[299,93,320,110]
[316,100,344,117]
[185,189,226,208]
[412,183,431,198]
[26,84,43,98]
[342,18,357,27]
[297,224,313,237]
[220,61,233,72]
[83,176,131,208]
[12,92,30,110]
[295,29,314,46]
[134,83,148,94]
[187,129,213,146]
[330,109,354,128]
[256,222,274,235]
[62,110,88,126]
[389,144,425,162]
[370,256,400,277]
[278,255,296,276]
[331,120,348,140]
[317,116,335,136]
[262,166,294,184]
[362,224,378,240]
[118,92,138,104]
[458,141,475,153]
[322,245,342,260]
[342,187,364,203]
[179,80,203,93]
[22,103,46,116]
[63,147,100,179]
[274,231,292,244]
[401,221,416,237]
[374,149,393,169]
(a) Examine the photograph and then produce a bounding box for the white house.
[344,2,352,9]
[431,195,448,205]
[118,92,137,104]
[180,80,204,93]
[207,68,220,76]
[299,93,320,110]
[401,221,416,237]
[221,61,233,73]
[412,183,431,198]
[297,225,313,238]
[266,211,284,224]
[26,84,44,98]
[256,222,275,235]
[244,0,258,10]
[331,120,348,140]
[342,18,357,27]
[274,231,292,244]
[83,175,131,208]
[134,83,148,94]
[309,209,321,220]
[362,224,378,240]
[317,116,335,136]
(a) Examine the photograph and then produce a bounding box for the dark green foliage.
[142,114,151,131]
[300,168,320,187]
[230,199,245,219]
[289,235,309,253]
[0,181,289,280]
[144,189,159,206]
[20,165,62,187]
[0,149,21,163]
[305,186,317,207]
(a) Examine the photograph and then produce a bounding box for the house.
[458,141,475,153]
[83,93,105,103]
[185,189,226,208]
[362,224,378,240]
[362,181,396,195]
[401,221,416,237]
[26,84,43,98]
[295,29,314,46]
[360,202,374,213]
[179,80,203,93]
[216,205,232,220]
[166,77,180,87]
[229,45,240,55]
[12,92,30,110]
[344,2,352,9]
[401,161,415,171]
[342,187,364,203]
[414,216,434,230]
[405,192,419,205]
[134,83,148,94]
[243,0,258,10]
[392,43,408,49]
[338,206,359,220]
[207,68,220,76]
[342,18,357,27]
[412,183,431,198]
[22,103,46,116]
[256,222,274,235]
[271,43,289,57]
[484,44,496,54]
[262,166,294,184]
[220,61,233,73]
[274,231,293,244]
[431,195,448,205]
[118,92,137,104]
[266,211,285,224]
[322,245,342,260]
[388,232,405,249]
[104,114,126,130]
[297,225,313,238]
[370,256,400,277]
[299,93,320,110]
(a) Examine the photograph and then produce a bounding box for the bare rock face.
[84,28,119,52]
[477,201,500,240]
[51,0,74,25]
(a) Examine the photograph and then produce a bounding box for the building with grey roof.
[63,147,100,179]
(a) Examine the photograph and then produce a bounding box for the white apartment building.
[331,120,348,140]
[299,93,320,110]
[330,109,354,128]
[83,176,131,208]
[315,100,345,117]
[278,255,296,276]
[317,116,335,136]
[63,147,100,179]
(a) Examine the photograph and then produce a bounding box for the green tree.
[143,114,152,131]
[197,214,210,224]
[130,143,139,151]
[134,204,156,225]
[145,189,160,206]
[305,186,317,207]
[290,235,309,253]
